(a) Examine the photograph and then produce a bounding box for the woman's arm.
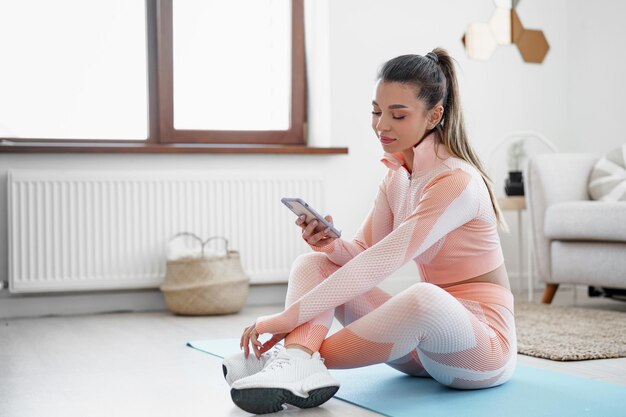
[256,169,479,335]
[307,175,394,266]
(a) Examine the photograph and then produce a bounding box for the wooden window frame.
[0,0,348,155]
[156,0,305,145]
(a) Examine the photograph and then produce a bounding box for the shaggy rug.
[515,302,626,361]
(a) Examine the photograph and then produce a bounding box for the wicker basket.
[160,233,249,315]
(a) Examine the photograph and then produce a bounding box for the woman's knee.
[389,282,461,320]
[286,253,338,297]
[397,282,447,304]
[292,252,326,268]
[290,252,338,279]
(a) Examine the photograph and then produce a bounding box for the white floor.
[1,287,626,417]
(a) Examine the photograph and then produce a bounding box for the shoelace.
[254,344,283,369]
[261,356,292,373]
[260,352,325,373]
[265,344,283,360]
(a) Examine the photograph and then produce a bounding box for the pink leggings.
[283,253,517,389]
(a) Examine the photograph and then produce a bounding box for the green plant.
[506,139,527,172]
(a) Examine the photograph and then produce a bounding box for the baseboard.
[0,284,287,320]
[2,275,571,320]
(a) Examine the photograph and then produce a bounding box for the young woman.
[223,48,516,415]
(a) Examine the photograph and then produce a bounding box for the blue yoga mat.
[188,338,626,417]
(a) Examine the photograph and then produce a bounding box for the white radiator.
[7,169,323,293]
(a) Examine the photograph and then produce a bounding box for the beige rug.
[515,302,626,361]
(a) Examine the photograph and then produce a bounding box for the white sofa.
[527,153,626,303]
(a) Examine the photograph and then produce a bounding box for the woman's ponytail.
[431,48,507,230]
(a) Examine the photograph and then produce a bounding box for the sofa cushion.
[551,241,626,287]
[588,144,626,201]
[544,201,626,241]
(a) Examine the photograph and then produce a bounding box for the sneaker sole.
[230,385,339,414]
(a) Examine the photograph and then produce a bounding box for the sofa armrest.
[527,153,599,283]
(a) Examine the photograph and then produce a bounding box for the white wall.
[565,0,626,153]
[1,0,623,312]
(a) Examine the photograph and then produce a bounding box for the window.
[173,0,291,132]
[0,0,306,147]
[0,0,148,140]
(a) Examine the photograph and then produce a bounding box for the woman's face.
[371,80,439,153]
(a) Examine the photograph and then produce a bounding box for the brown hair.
[377,48,506,228]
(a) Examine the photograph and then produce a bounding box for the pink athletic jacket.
[256,133,504,335]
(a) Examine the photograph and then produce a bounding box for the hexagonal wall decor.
[463,22,498,61]
[489,8,524,45]
[490,7,513,44]
[511,10,524,44]
[462,1,549,64]
[494,0,521,8]
[516,29,550,63]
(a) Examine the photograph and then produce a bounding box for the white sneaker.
[222,344,283,387]
[230,349,340,414]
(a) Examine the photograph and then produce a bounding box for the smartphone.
[281,197,341,239]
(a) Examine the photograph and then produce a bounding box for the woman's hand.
[240,322,287,359]
[296,214,337,248]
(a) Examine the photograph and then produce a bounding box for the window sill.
[0,141,349,155]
